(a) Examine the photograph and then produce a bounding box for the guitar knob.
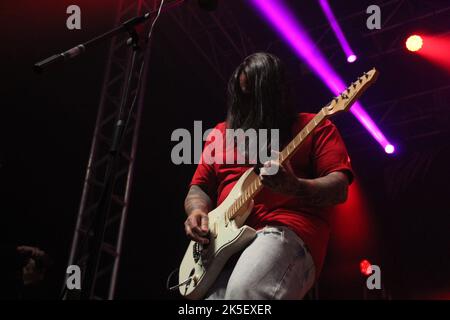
[193,275,199,286]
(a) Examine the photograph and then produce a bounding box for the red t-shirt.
[189,113,353,277]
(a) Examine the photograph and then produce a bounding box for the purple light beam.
[318,0,357,63]
[250,0,394,153]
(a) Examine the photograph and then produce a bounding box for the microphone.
[33,45,86,74]
[33,12,152,74]
[33,0,219,73]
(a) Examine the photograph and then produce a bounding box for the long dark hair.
[226,52,296,147]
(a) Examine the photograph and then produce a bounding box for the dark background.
[1,0,449,299]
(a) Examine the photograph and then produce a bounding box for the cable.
[61,0,166,300]
[149,0,166,41]
[121,0,165,147]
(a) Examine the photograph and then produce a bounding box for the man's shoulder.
[297,112,315,122]
[296,112,335,128]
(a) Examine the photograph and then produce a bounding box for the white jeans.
[205,225,316,300]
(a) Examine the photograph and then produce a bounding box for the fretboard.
[226,109,327,221]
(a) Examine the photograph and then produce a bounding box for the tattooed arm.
[294,171,349,207]
[259,160,349,207]
[184,185,213,244]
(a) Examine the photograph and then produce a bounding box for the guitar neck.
[279,109,327,164]
[226,109,328,221]
[224,68,379,222]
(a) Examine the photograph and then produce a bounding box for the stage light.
[319,0,357,63]
[250,0,393,153]
[347,54,357,63]
[415,34,450,72]
[406,35,423,52]
[384,144,395,154]
[331,179,373,256]
[360,259,372,276]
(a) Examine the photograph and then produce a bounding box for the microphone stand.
[82,29,141,300]
[34,13,150,73]
[35,12,149,299]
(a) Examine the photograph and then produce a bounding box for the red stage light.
[406,35,423,52]
[416,34,450,72]
[360,259,373,276]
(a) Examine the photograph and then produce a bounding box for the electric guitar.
[178,68,379,299]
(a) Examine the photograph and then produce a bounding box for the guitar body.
[177,68,379,300]
[179,168,257,300]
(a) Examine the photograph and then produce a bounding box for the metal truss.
[165,3,450,171]
[371,84,450,199]
[364,1,450,60]
[341,84,450,151]
[260,0,402,71]
[62,0,276,300]
[256,0,450,151]
[291,0,450,63]
[168,1,256,83]
[312,0,450,152]
[259,0,450,69]
[65,0,160,300]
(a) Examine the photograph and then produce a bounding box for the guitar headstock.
[323,68,379,116]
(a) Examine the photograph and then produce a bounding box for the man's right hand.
[184,210,210,244]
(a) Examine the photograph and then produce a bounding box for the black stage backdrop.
[1,0,449,299]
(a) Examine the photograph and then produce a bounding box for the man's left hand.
[259,157,301,196]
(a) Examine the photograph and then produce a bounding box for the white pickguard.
[178,168,257,300]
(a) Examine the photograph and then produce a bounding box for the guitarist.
[184,52,353,299]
